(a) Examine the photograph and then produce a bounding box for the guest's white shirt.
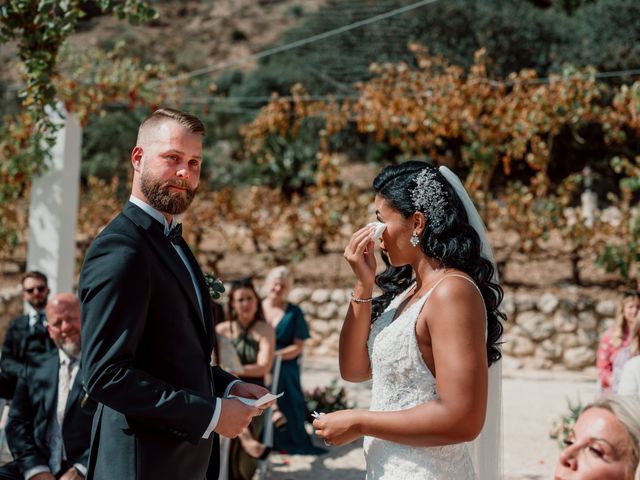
[25,305,46,332]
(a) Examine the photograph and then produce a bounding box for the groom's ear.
[131,146,144,172]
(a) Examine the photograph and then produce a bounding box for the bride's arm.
[339,282,373,382]
[319,279,488,446]
[339,225,377,382]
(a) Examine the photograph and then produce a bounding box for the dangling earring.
[410,231,420,247]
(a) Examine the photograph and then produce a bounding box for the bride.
[313,161,504,479]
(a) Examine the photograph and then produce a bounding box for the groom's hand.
[229,382,275,410]
[215,398,261,438]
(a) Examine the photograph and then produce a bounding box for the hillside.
[1,0,326,85]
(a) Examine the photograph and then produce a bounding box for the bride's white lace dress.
[363,282,476,480]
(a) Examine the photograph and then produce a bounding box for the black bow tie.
[167,223,183,244]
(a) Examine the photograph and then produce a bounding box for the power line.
[178,67,640,105]
[169,0,441,83]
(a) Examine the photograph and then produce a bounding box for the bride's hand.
[344,225,377,289]
[313,409,364,446]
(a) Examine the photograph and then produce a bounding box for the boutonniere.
[204,272,226,300]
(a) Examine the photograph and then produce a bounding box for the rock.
[576,297,595,312]
[317,303,339,320]
[530,355,553,370]
[516,311,554,341]
[501,291,516,317]
[598,318,615,335]
[503,332,536,357]
[538,339,562,361]
[577,311,598,331]
[553,309,578,333]
[563,346,596,370]
[555,333,580,349]
[299,301,316,317]
[310,319,332,336]
[331,289,348,304]
[537,293,559,314]
[311,289,332,304]
[595,300,618,318]
[312,344,332,357]
[576,328,597,348]
[289,287,311,304]
[514,293,537,312]
[329,319,343,334]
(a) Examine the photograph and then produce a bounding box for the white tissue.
[367,222,387,241]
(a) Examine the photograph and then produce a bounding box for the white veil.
[439,166,503,480]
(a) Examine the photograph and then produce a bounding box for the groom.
[79,108,269,479]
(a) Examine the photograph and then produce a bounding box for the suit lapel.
[179,237,214,348]
[122,202,209,343]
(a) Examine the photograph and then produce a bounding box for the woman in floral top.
[597,292,640,392]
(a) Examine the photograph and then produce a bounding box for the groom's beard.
[140,169,197,215]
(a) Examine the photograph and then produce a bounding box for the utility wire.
[169,0,441,82]
[178,66,640,105]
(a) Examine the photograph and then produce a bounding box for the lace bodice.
[363,280,477,480]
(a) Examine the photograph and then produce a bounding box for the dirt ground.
[262,356,598,480]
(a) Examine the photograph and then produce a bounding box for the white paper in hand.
[229,392,283,408]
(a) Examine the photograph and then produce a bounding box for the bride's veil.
[439,166,503,480]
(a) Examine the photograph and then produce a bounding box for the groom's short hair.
[138,108,205,139]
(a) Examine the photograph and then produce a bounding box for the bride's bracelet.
[350,292,373,303]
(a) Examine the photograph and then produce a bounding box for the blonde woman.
[554,395,640,480]
[262,266,326,455]
[597,292,640,393]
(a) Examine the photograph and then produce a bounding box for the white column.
[26,107,82,295]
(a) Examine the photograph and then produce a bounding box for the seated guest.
[261,266,326,455]
[0,293,97,480]
[613,310,640,393]
[0,271,56,399]
[597,292,640,393]
[554,395,640,480]
[216,278,275,480]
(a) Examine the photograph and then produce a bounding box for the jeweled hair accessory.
[410,167,448,228]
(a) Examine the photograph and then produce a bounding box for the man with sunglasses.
[0,271,56,399]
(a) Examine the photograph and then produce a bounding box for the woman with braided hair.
[313,161,505,479]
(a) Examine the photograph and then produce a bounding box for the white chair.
[0,398,9,460]
[257,354,282,480]
[218,354,282,480]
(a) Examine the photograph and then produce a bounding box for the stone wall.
[290,286,618,372]
[0,286,23,341]
[0,284,619,372]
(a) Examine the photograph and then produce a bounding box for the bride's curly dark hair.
[372,161,504,366]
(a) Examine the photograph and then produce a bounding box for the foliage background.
[1,0,639,287]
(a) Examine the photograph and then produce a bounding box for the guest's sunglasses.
[24,286,47,294]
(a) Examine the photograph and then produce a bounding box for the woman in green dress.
[217,278,275,479]
[262,267,326,455]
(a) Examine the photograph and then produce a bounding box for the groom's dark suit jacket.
[3,351,97,476]
[79,201,237,480]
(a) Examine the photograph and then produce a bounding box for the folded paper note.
[229,392,283,408]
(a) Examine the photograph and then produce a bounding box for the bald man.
[78,108,271,480]
[0,293,97,480]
